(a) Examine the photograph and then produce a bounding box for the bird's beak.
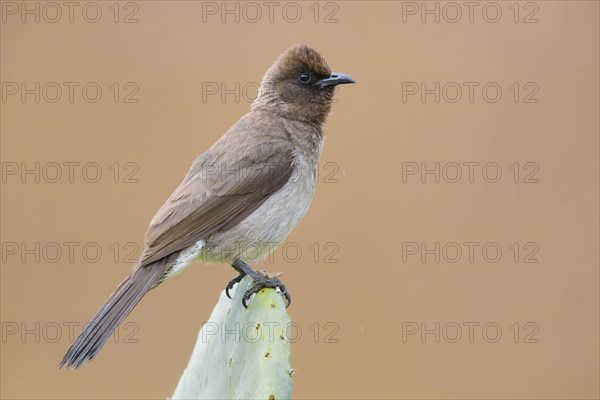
[317,72,356,87]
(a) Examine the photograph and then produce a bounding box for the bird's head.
[252,44,355,125]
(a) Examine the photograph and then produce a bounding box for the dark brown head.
[252,44,355,125]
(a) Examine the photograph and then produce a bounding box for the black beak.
[317,72,356,88]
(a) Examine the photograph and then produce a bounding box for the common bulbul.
[60,44,354,369]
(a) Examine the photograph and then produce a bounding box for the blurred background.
[1,1,598,399]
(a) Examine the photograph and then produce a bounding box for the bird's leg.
[228,260,291,308]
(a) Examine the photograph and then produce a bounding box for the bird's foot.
[225,272,246,299]
[229,260,291,308]
[242,270,291,309]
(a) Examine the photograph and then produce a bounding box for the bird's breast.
[201,151,318,264]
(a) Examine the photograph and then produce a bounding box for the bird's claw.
[225,273,246,299]
[242,275,291,309]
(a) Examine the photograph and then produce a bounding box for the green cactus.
[172,276,293,400]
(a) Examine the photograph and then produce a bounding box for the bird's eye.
[298,72,312,85]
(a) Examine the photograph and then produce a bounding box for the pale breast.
[201,151,317,265]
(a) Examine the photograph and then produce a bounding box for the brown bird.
[59,44,354,369]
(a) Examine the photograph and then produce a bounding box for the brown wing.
[138,119,294,267]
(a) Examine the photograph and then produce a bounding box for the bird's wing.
[138,133,295,267]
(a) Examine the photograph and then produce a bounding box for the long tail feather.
[59,259,173,369]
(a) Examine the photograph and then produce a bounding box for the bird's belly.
[201,159,316,264]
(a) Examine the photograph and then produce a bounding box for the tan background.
[1,1,599,399]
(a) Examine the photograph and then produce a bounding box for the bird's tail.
[59,259,173,369]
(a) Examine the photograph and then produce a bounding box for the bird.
[59,43,355,369]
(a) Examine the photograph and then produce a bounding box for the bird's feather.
[139,113,295,266]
